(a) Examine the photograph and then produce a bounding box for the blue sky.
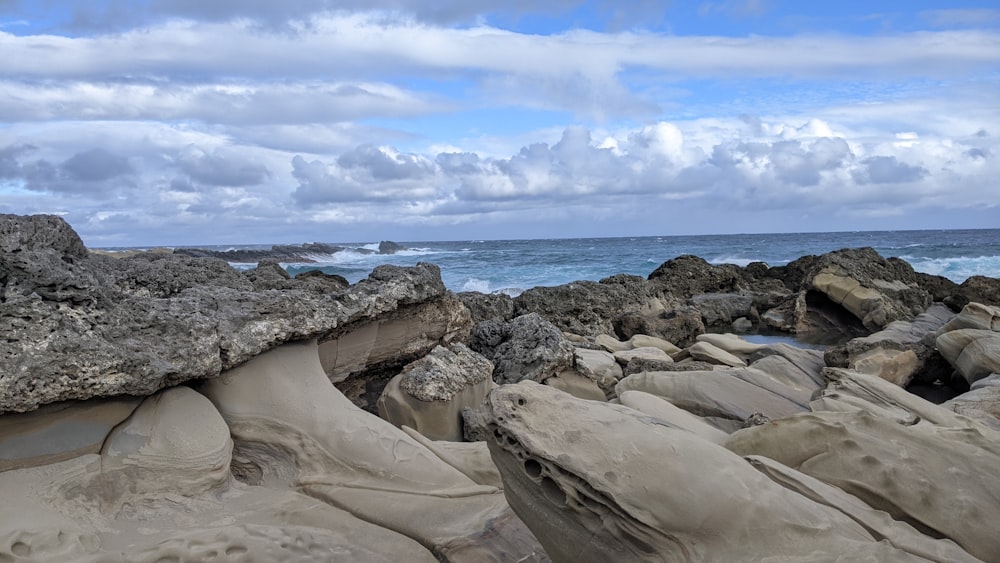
[1,1,998,246]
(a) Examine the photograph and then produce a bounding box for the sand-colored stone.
[936,329,1000,384]
[617,390,729,444]
[0,396,139,472]
[686,341,747,367]
[200,339,544,560]
[611,346,672,366]
[545,370,607,401]
[594,333,630,353]
[401,426,504,488]
[572,347,623,391]
[726,409,1000,561]
[626,334,681,356]
[852,347,920,387]
[615,370,807,425]
[939,302,1000,332]
[473,381,925,562]
[695,333,764,357]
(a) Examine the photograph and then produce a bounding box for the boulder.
[471,382,926,562]
[457,291,516,323]
[936,329,1000,385]
[626,334,682,355]
[611,346,673,367]
[695,333,764,358]
[612,305,705,347]
[469,313,575,385]
[688,293,754,326]
[685,341,746,367]
[943,374,1000,430]
[615,370,807,428]
[958,275,1000,308]
[725,409,1000,562]
[543,371,607,401]
[939,302,1000,332]
[571,347,623,392]
[824,303,955,388]
[594,333,630,352]
[377,344,496,441]
[793,248,932,335]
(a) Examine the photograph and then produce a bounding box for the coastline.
[2,213,999,562]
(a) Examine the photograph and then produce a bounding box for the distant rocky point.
[169,240,407,263]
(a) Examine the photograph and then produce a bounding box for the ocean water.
[220,229,1000,295]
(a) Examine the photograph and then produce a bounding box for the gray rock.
[398,344,494,403]
[458,291,516,323]
[470,313,575,385]
[688,293,754,326]
[0,214,460,413]
[513,275,662,337]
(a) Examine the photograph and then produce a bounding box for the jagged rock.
[472,382,929,562]
[958,276,1000,308]
[0,213,462,413]
[378,240,406,254]
[793,248,932,335]
[725,408,1000,562]
[513,275,663,337]
[469,313,575,385]
[612,305,704,347]
[623,356,692,376]
[458,291,516,323]
[688,293,754,326]
[377,344,495,441]
[646,255,746,297]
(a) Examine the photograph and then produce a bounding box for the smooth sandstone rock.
[685,341,747,367]
[572,347,624,391]
[617,390,729,444]
[199,339,544,561]
[725,410,1000,562]
[0,397,140,472]
[473,382,922,562]
[694,332,764,357]
[936,329,1000,385]
[611,346,673,367]
[852,347,921,387]
[544,371,607,401]
[594,333,631,353]
[626,334,682,356]
[615,370,807,427]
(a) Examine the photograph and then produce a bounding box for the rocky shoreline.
[2,213,999,562]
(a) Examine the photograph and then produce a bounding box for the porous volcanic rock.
[0,214,460,413]
[469,313,575,385]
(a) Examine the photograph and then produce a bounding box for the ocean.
[170,228,1000,296]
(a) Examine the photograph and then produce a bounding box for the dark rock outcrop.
[469,313,574,385]
[0,214,457,413]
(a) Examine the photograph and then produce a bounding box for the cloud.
[921,9,1000,28]
[851,155,927,185]
[176,146,270,187]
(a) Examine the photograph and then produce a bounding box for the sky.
[1,1,998,246]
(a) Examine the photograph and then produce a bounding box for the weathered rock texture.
[0,214,464,413]
[378,344,496,441]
